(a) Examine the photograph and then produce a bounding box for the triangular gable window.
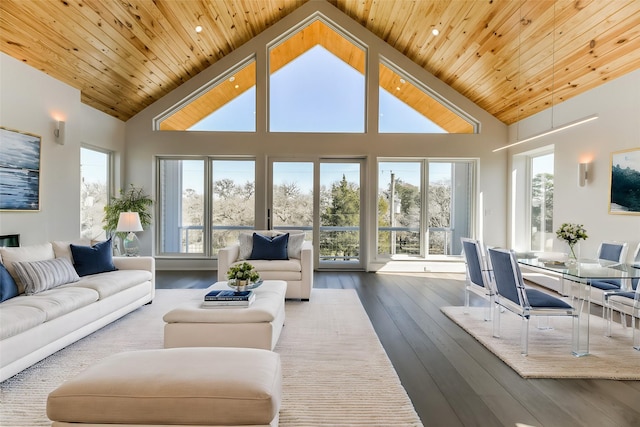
[379,59,476,134]
[268,19,366,133]
[158,58,256,131]
[154,12,478,135]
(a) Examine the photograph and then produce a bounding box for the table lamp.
[116,212,143,256]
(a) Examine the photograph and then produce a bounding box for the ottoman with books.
[47,347,282,427]
[163,280,287,350]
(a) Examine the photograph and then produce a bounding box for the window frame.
[80,145,113,241]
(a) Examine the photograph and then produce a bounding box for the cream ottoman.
[163,280,287,350]
[47,347,282,427]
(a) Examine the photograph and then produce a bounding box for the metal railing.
[171,224,454,257]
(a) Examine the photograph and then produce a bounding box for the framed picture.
[0,127,42,211]
[609,147,640,215]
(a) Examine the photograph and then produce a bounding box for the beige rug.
[442,306,640,379]
[0,289,422,426]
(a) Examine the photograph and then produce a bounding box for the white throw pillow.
[288,233,305,259]
[238,233,254,261]
[0,243,55,294]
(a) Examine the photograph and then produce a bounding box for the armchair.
[217,230,313,300]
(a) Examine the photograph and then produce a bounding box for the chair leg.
[492,304,501,338]
[536,316,551,330]
[484,294,494,322]
[606,303,613,337]
[464,287,470,314]
[521,316,529,356]
[633,315,640,351]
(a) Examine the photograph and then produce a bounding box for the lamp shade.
[116,212,143,232]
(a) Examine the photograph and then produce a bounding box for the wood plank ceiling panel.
[0,0,638,125]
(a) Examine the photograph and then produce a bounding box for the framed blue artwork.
[0,127,41,211]
[609,147,640,215]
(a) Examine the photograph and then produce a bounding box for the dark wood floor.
[156,270,640,427]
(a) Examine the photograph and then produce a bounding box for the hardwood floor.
[155,270,640,427]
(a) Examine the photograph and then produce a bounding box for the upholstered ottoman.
[47,347,282,427]
[163,280,287,350]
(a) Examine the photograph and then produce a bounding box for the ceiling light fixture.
[493,114,599,152]
[195,25,203,33]
[432,28,439,36]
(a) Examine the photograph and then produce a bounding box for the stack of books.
[202,290,255,308]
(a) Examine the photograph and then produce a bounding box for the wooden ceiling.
[1,0,639,125]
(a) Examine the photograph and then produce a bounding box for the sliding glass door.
[270,158,364,269]
[377,159,474,258]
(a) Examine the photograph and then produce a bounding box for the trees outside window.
[80,147,110,240]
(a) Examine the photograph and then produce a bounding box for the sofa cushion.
[70,239,117,277]
[250,233,289,260]
[0,243,55,293]
[233,259,301,272]
[13,258,80,295]
[9,287,99,320]
[0,303,47,340]
[71,269,153,299]
[0,263,19,302]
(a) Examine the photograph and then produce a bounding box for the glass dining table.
[517,256,640,356]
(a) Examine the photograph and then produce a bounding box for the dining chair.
[591,241,628,290]
[604,243,640,350]
[461,238,494,321]
[487,247,577,356]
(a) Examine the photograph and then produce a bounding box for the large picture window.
[157,157,255,257]
[80,147,111,240]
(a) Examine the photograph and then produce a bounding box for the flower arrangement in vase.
[227,262,260,291]
[555,223,588,264]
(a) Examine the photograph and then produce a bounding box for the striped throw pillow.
[12,258,80,295]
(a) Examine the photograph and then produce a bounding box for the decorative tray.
[227,278,263,290]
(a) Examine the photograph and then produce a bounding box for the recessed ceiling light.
[195,25,203,33]
[396,86,401,91]
[235,84,239,89]
[432,28,439,36]
[399,78,406,84]
[229,76,235,82]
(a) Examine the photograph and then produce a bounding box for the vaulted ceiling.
[1,0,639,125]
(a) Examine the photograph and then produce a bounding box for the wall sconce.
[578,162,589,187]
[54,120,65,145]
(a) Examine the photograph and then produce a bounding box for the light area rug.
[442,306,640,379]
[0,289,422,426]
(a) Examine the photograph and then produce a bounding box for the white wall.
[0,53,126,245]
[124,1,508,269]
[507,69,640,263]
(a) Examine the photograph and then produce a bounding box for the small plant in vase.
[227,262,260,292]
[556,223,588,264]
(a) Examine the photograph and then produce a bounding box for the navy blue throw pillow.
[70,238,117,277]
[0,263,19,302]
[249,233,289,260]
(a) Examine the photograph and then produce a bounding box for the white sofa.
[217,230,313,300]
[0,240,154,382]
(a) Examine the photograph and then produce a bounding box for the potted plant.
[227,262,260,291]
[103,185,153,253]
